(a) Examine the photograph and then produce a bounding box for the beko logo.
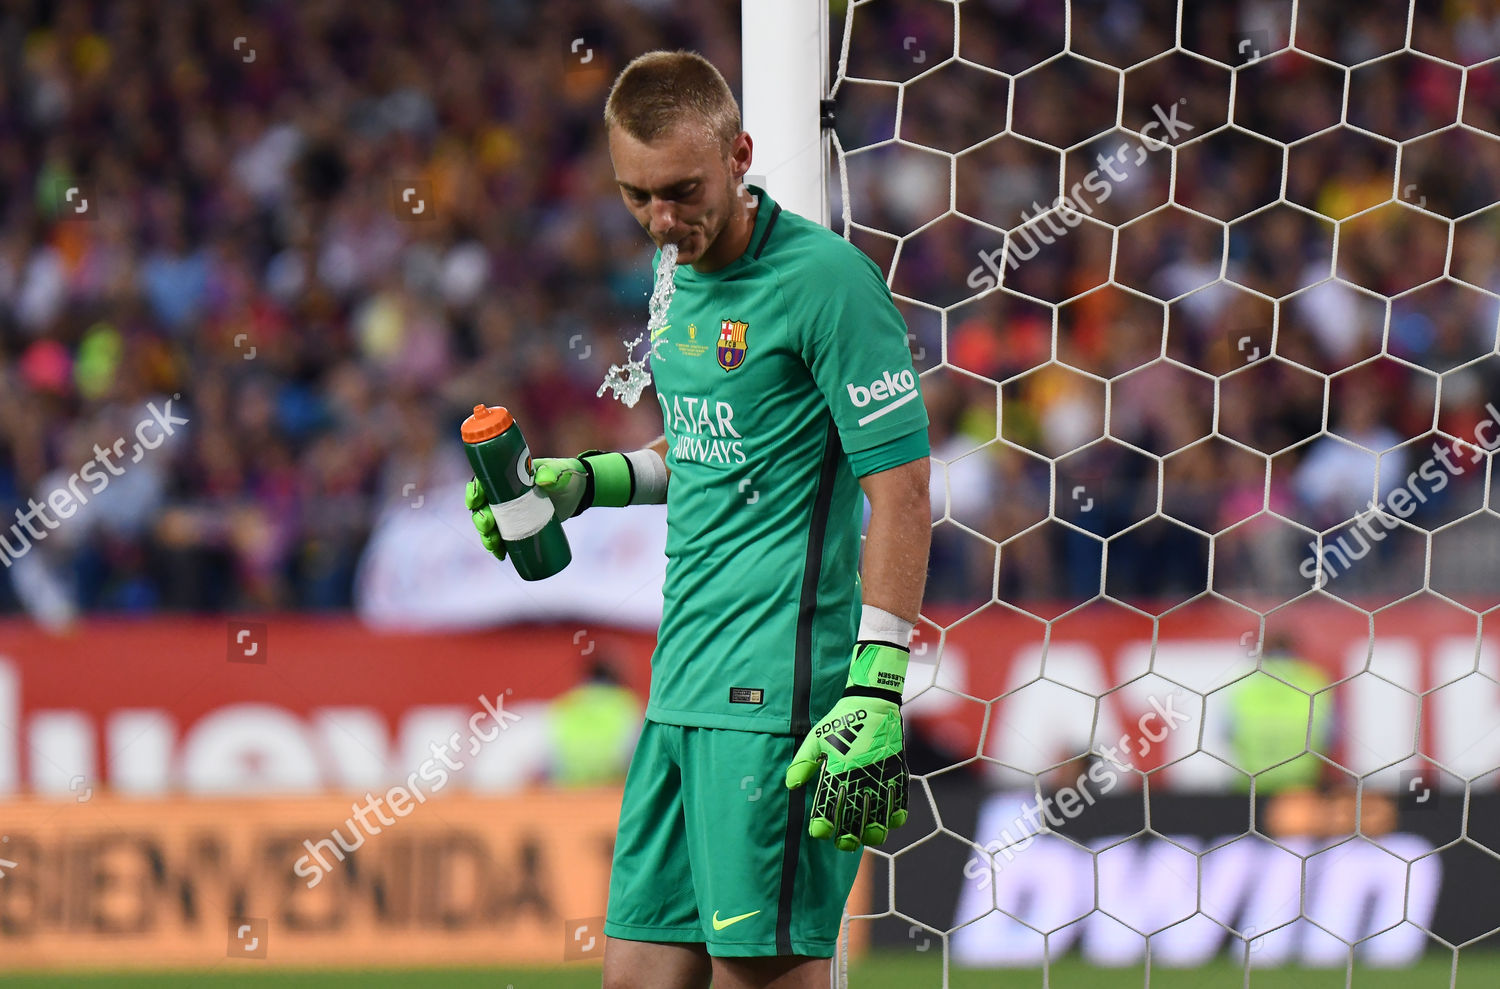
[846,370,919,425]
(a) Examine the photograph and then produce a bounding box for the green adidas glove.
[785,642,910,851]
[465,476,508,560]
[465,451,636,559]
[530,451,635,519]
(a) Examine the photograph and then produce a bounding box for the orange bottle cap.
[461,403,515,443]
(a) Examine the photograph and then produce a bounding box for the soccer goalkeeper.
[466,51,930,989]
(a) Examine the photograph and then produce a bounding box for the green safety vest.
[549,684,643,787]
[1228,656,1333,793]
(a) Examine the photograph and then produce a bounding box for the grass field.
[3,954,1497,988]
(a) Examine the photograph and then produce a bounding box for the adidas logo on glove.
[828,723,862,754]
[816,709,867,737]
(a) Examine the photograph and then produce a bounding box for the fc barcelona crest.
[717,319,749,371]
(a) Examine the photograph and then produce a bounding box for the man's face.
[608,121,750,268]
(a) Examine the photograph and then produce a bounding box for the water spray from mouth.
[598,242,678,408]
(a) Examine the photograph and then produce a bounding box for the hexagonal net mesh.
[826,0,1500,984]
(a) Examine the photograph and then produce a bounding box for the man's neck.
[693,199,760,273]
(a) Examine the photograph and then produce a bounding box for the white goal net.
[827,0,1500,983]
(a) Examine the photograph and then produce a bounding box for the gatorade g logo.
[517,446,534,486]
[846,370,919,426]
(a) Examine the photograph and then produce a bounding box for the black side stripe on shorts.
[790,419,840,738]
[777,779,807,955]
[751,204,781,260]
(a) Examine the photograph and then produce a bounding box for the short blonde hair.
[604,50,741,149]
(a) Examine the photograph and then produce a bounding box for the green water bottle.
[461,404,572,580]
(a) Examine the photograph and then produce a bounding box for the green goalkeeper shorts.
[603,718,863,958]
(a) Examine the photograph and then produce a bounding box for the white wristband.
[858,604,914,648]
[625,448,668,504]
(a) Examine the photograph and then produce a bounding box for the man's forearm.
[862,509,929,623]
[858,460,930,625]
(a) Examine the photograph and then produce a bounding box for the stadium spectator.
[548,657,644,787]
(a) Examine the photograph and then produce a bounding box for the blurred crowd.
[838,0,1500,610]
[0,0,1497,619]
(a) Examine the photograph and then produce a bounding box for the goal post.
[740,0,828,225]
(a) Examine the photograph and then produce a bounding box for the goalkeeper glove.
[466,476,508,560]
[466,450,657,559]
[785,641,910,851]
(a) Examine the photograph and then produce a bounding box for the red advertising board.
[0,596,1494,797]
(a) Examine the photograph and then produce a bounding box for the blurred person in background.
[1225,634,1335,795]
[549,656,644,788]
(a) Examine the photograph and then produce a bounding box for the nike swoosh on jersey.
[711,909,762,931]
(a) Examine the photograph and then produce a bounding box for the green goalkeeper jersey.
[645,187,930,735]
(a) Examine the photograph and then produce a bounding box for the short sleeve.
[848,428,930,477]
[798,244,930,456]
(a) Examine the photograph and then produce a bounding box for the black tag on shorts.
[729,687,764,705]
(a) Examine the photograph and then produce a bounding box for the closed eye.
[621,181,700,205]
